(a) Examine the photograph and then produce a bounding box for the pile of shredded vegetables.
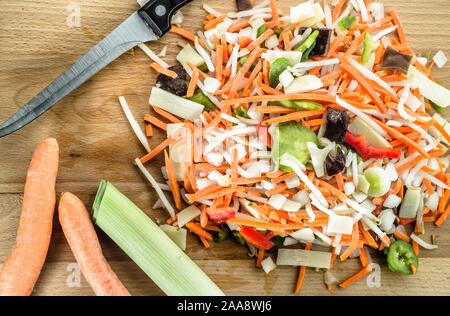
[125,0,450,293]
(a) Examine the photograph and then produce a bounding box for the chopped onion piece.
[383,195,402,208]
[408,66,450,108]
[280,154,328,207]
[336,96,388,137]
[119,96,150,152]
[135,159,176,219]
[261,257,277,274]
[433,50,448,68]
[138,43,169,68]
[410,233,438,250]
[277,249,332,269]
[177,205,201,228]
[203,77,222,94]
[195,37,215,72]
[268,194,288,210]
[291,228,315,242]
[327,215,353,235]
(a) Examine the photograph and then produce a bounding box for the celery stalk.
[92,180,225,296]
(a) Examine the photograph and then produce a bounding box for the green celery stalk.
[92,180,225,296]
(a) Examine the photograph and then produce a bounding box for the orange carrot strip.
[340,60,388,113]
[332,0,347,21]
[266,183,288,197]
[294,242,312,294]
[170,26,205,46]
[144,114,167,131]
[256,249,265,268]
[269,0,280,28]
[263,109,326,126]
[199,236,210,248]
[388,10,407,44]
[359,248,369,268]
[151,105,182,124]
[228,19,251,33]
[339,266,371,288]
[431,119,450,144]
[435,203,450,227]
[247,29,274,51]
[204,14,227,30]
[228,218,304,231]
[58,193,130,296]
[0,138,59,296]
[394,228,411,242]
[145,124,153,137]
[336,173,345,192]
[220,93,335,107]
[164,150,182,210]
[150,62,178,79]
[187,68,199,98]
[215,45,223,81]
[254,106,296,114]
[186,222,213,241]
[139,125,186,163]
[374,120,431,159]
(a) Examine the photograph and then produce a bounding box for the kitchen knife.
[0,0,192,138]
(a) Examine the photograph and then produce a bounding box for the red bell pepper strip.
[206,207,236,223]
[345,132,401,159]
[257,117,272,148]
[239,226,274,250]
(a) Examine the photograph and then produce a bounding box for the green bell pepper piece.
[214,225,230,243]
[387,240,419,275]
[269,100,323,111]
[338,16,357,30]
[269,58,291,87]
[187,89,216,111]
[233,105,250,119]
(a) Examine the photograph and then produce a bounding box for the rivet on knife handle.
[138,0,193,37]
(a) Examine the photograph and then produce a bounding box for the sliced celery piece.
[92,181,225,296]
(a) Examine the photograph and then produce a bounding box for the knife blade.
[0,0,192,138]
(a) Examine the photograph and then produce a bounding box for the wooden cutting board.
[0,0,449,296]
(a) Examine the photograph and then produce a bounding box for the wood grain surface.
[0,0,449,296]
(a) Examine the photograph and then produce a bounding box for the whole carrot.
[0,138,59,296]
[58,192,130,296]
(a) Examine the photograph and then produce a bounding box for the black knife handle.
[138,0,192,37]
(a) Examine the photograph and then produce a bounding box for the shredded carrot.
[150,62,177,78]
[228,19,250,33]
[269,0,280,28]
[294,242,312,294]
[394,228,411,242]
[339,266,371,288]
[256,249,264,268]
[262,109,326,126]
[170,26,205,46]
[336,173,345,192]
[187,68,199,98]
[145,124,153,137]
[220,93,335,107]
[164,150,182,210]
[151,105,182,124]
[204,14,227,30]
[247,29,274,51]
[388,10,407,44]
[229,217,304,231]
[186,222,213,241]
[139,125,186,163]
[144,114,167,131]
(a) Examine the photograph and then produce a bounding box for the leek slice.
[92,181,225,296]
[277,249,332,269]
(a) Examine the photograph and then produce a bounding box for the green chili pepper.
[187,89,216,111]
[387,240,419,275]
[274,27,285,37]
[267,236,285,253]
[214,225,230,243]
[269,58,292,87]
[269,100,323,111]
[233,231,247,246]
[233,105,250,119]
[301,40,317,62]
[338,16,357,31]
[361,32,374,64]
[295,30,320,53]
